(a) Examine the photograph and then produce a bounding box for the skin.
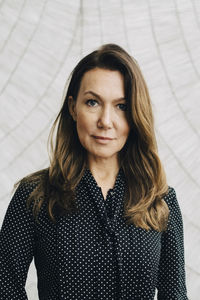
[68,67,130,199]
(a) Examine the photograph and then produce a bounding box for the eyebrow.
[83,90,126,101]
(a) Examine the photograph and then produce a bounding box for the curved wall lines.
[0,1,199,298]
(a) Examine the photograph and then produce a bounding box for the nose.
[97,106,112,129]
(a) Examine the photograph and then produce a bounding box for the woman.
[0,44,188,299]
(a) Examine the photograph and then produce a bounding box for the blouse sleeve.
[157,186,188,300]
[0,183,36,300]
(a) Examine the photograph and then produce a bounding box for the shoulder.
[163,186,183,230]
[1,170,49,230]
[9,169,48,213]
[13,168,49,199]
[7,181,37,215]
[0,182,36,232]
[15,180,38,196]
[163,186,177,205]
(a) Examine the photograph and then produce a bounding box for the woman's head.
[53,43,155,167]
[42,43,168,230]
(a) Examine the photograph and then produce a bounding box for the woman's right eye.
[86,99,98,107]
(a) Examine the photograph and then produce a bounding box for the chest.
[34,207,162,271]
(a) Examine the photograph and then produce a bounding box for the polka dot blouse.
[0,168,188,299]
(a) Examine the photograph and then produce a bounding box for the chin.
[89,150,118,160]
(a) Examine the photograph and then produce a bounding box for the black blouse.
[0,168,188,299]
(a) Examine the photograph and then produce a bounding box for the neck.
[87,155,119,188]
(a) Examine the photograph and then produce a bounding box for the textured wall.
[0,0,200,299]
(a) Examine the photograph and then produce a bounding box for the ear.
[68,96,77,121]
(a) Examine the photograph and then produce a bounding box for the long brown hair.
[17,43,169,231]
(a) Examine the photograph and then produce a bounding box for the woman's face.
[68,67,130,162]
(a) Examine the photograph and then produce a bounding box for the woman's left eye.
[117,103,127,111]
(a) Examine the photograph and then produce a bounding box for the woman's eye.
[86,99,98,107]
[117,103,127,111]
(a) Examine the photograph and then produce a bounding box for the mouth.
[92,135,113,140]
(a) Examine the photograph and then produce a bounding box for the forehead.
[78,68,125,96]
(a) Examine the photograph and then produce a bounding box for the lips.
[92,136,113,140]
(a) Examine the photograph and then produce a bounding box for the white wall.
[0,0,199,299]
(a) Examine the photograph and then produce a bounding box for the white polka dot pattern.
[0,168,188,299]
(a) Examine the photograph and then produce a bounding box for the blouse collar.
[78,167,126,235]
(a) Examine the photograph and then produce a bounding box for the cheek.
[120,118,130,138]
[76,112,92,137]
